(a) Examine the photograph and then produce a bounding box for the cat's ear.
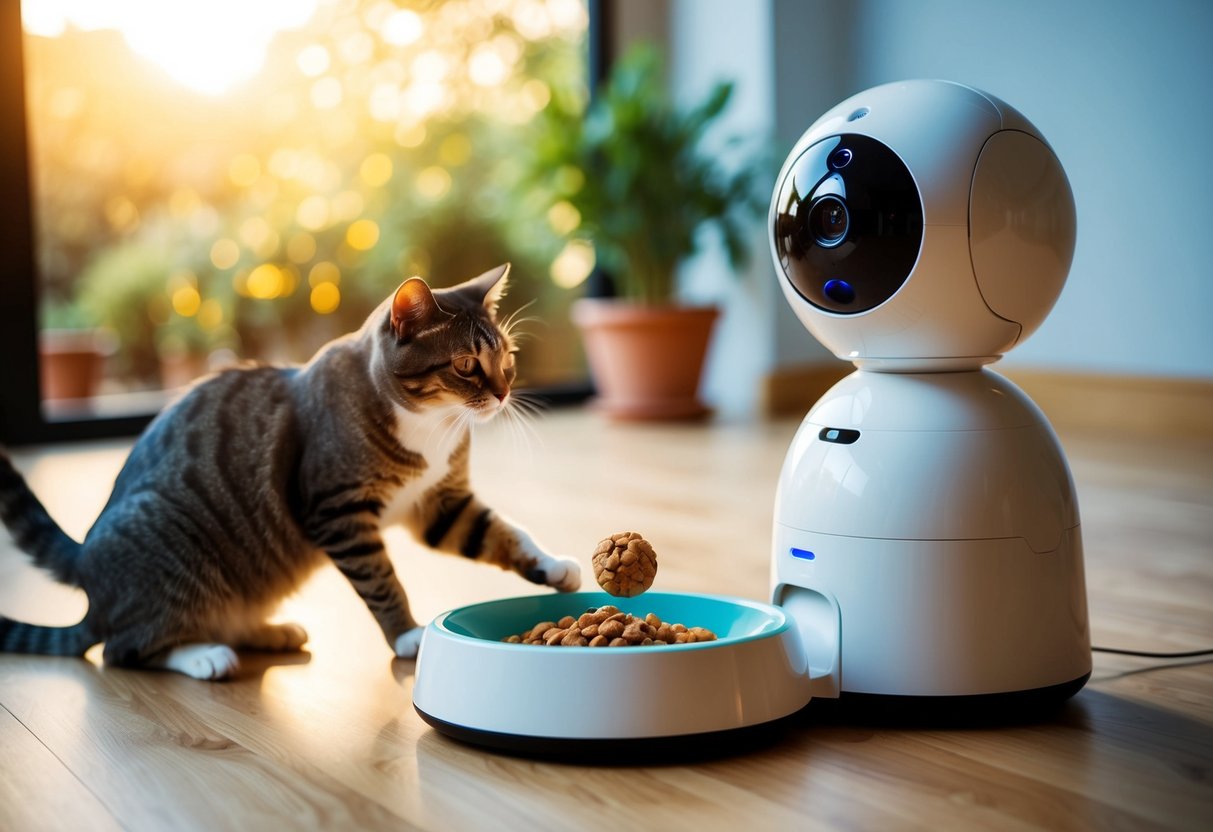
[466,263,510,318]
[390,277,446,340]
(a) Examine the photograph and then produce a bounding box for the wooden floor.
[1,408,1210,831]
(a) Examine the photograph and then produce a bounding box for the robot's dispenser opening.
[774,584,841,698]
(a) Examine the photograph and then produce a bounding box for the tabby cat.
[0,264,580,679]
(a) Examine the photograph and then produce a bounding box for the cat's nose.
[494,390,509,403]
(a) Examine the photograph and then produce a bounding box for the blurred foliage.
[26,0,589,388]
[521,43,764,304]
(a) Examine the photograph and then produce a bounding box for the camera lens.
[808,195,849,248]
[828,147,852,169]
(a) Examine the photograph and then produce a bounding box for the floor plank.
[0,699,122,832]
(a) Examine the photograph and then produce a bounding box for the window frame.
[0,0,610,446]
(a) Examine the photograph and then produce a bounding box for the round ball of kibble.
[592,532,658,597]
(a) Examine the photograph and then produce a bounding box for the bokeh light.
[415,166,452,200]
[210,239,241,270]
[546,200,580,235]
[171,285,201,317]
[345,219,380,251]
[360,153,394,187]
[296,196,330,231]
[381,9,424,47]
[247,263,285,299]
[310,281,341,314]
[296,44,330,77]
[550,239,596,288]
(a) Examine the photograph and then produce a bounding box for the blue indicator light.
[825,429,839,441]
[823,279,855,304]
[790,547,816,560]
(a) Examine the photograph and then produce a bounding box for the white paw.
[394,627,425,659]
[163,644,240,680]
[543,557,582,592]
[243,623,309,651]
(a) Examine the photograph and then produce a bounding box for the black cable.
[1092,646,1213,659]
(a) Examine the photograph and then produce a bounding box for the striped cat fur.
[0,265,580,679]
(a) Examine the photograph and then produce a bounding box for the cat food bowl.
[412,591,813,754]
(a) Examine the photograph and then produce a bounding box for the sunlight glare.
[23,0,321,95]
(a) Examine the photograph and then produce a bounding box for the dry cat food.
[592,531,658,597]
[502,605,717,647]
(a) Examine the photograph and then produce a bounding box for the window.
[2,0,607,444]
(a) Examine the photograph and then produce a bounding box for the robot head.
[770,80,1077,371]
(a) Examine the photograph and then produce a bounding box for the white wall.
[668,0,787,416]
[844,0,1213,378]
[645,0,1213,413]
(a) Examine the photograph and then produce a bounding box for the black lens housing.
[772,134,923,315]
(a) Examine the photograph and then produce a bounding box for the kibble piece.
[577,612,598,629]
[593,532,658,597]
[561,631,589,647]
[622,620,646,643]
[599,619,624,639]
[529,621,556,640]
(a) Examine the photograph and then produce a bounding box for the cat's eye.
[453,356,479,376]
[503,352,516,370]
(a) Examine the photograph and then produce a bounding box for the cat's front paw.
[162,644,240,681]
[526,557,581,592]
[393,627,425,659]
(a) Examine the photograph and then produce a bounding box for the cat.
[0,263,581,680]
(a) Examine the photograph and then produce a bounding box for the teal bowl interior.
[437,591,788,647]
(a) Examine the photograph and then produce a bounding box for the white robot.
[769,80,1092,706]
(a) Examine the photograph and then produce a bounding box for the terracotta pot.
[159,351,209,391]
[38,329,108,402]
[571,299,719,420]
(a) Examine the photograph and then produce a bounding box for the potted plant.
[526,44,762,419]
[38,299,114,402]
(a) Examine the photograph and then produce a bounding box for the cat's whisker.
[500,299,537,334]
[501,394,544,457]
[425,406,467,450]
[508,392,548,425]
[442,407,474,449]
[500,302,543,348]
[499,405,530,463]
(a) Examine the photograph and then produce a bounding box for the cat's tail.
[0,617,96,656]
[0,447,84,586]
